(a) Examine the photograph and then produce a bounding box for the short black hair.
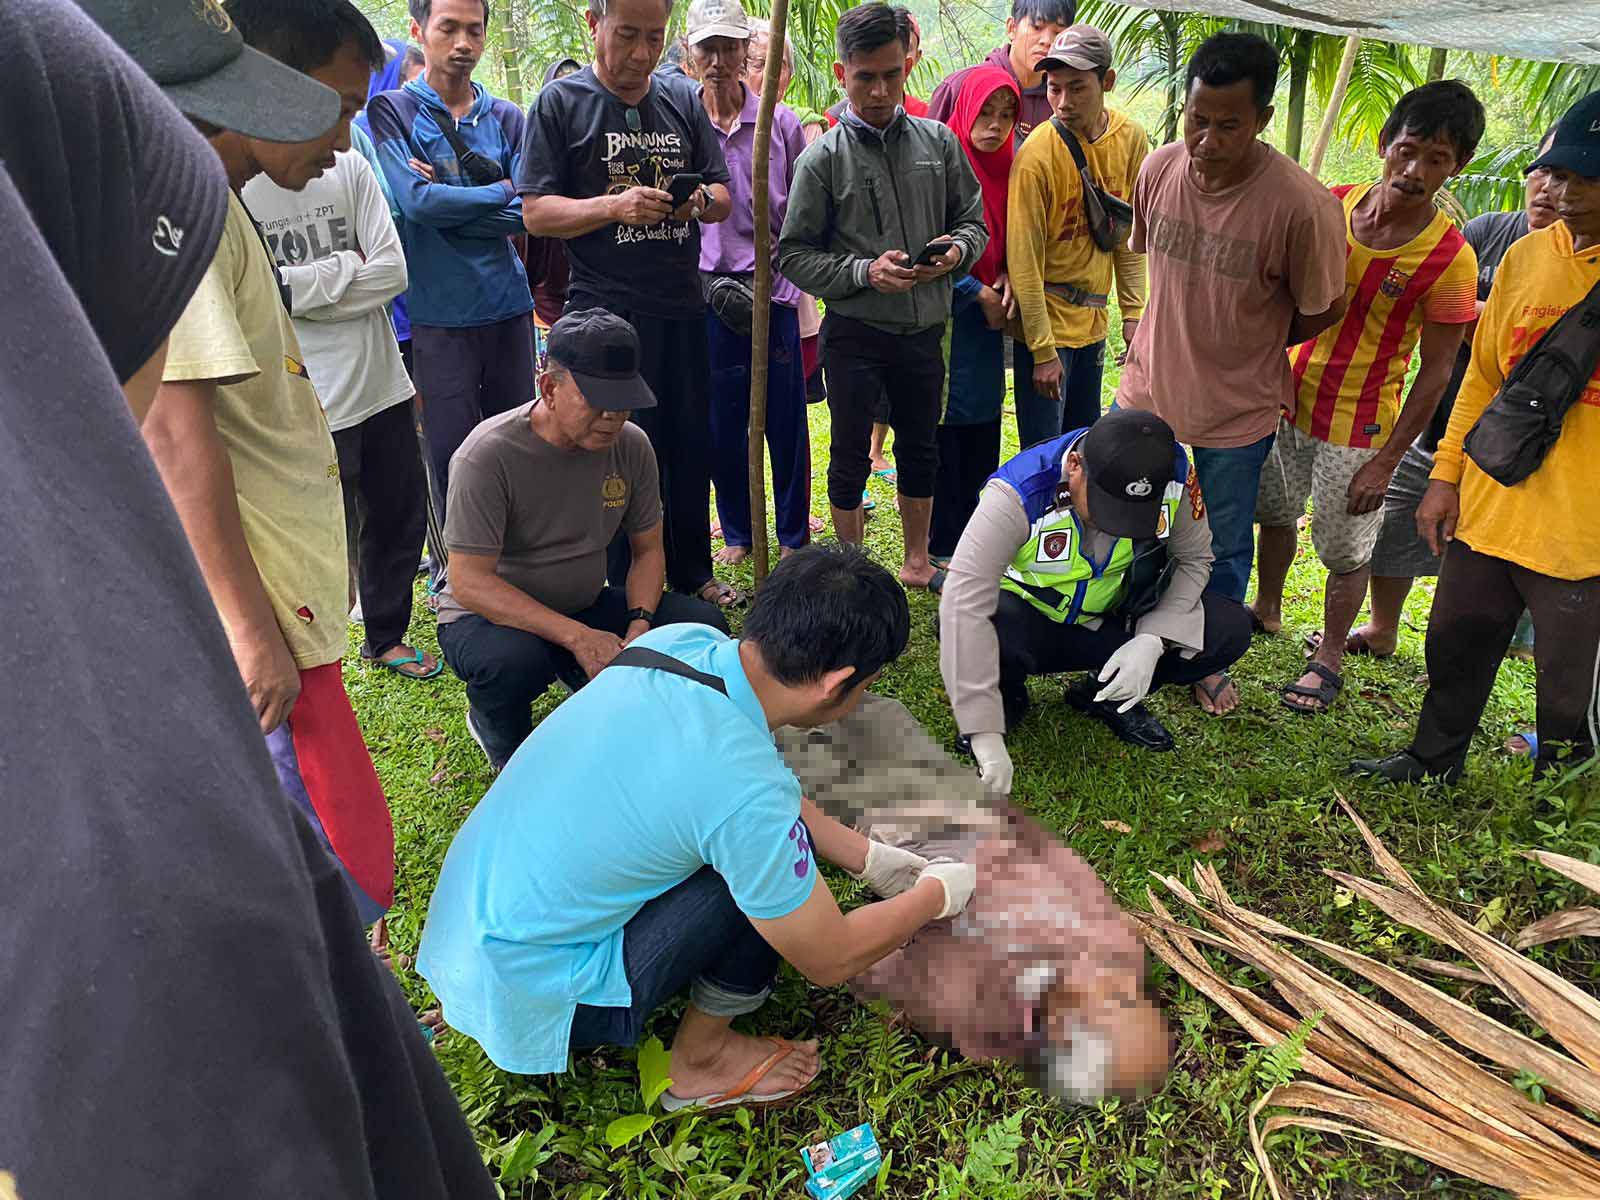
[1381,80,1485,163]
[402,44,425,72]
[836,3,910,62]
[409,0,491,26]
[1185,32,1278,113]
[742,544,911,695]
[226,0,384,73]
[1011,0,1076,24]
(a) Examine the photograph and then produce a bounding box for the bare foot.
[808,515,826,535]
[1193,673,1239,715]
[667,1029,820,1104]
[378,644,440,679]
[1246,603,1280,635]
[870,456,895,477]
[899,562,937,589]
[714,544,750,565]
[1345,624,1397,657]
[780,545,798,559]
[420,1008,446,1036]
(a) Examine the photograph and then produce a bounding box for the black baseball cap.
[547,309,657,412]
[1528,89,1600,179]
[78,0,340,144]
[1073,409,1177,539]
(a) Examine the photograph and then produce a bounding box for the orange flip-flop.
[659,1037,817,1112]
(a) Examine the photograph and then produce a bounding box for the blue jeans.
[568,867,781,1050]
[1013,339,1105,450]
[1191,432,1277,602]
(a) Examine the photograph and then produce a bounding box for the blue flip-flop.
[1507,730,1538,758]
[373,648,443,681]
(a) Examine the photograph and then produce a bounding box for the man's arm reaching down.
[142,380,301,731]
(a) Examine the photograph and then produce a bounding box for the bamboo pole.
[1307,34,1360,180]
[746,0,788,585]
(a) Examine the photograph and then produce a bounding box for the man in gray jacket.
[778,3,987,589]
[939,411,1251,791]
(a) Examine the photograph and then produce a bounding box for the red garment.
[943,65,1018,288]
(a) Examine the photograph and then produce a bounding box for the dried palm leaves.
[1131,797,1600,1199]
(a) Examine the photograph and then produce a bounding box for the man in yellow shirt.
[1353,90,1600,784]
[1006,25,1147,447]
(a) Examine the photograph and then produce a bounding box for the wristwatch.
[626,607,656,627]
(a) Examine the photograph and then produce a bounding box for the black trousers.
[993,589,1252,725]
[1411,540,1599,775]
[436,587,728,769]
[931,419,1001,560]
[331,399,427,659]
[576,306,714,595]
[399,338,448,577]
[822,312,944,507]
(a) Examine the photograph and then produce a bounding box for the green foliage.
[1256,1011,1323,1092]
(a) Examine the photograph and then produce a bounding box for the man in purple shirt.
[691,0,811,562]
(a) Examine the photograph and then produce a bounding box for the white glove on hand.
[920,860,978,920]
[1094,633,1164,713]
[847,840,930,898]
[970,731,1013,795]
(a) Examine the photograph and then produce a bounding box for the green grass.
[343,347,1597,1199]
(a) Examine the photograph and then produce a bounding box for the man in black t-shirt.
[1350,130,1558,660]
[519,0,742,609]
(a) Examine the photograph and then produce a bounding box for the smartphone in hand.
[666,173,705,208]
[911,238,954,267]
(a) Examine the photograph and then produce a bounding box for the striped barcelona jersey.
[1288,182,1477,449]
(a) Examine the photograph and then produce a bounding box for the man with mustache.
[1249,81,1484,716]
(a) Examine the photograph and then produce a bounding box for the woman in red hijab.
[929,66,1021,587]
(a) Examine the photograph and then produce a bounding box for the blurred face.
[251,41,369,190]
[1378,128,1466,211]
[411,0,486,79]
[1525,134,1559,230]
[542,368,630,451]
[833,38,907,129]
[1007,13,1069,80]
[1046,65,1113,138]
[1547,166,1600,241]
[588,0,669,100]
[400,55,425,84]
[1183,78,1271,179]
[746,33,792,97]
[969,88,1018,154]
[691,34,748,93]
[553,59,581,81]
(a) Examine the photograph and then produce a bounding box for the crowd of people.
[6,0,1597,1186]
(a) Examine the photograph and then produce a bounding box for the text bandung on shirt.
[602,126,695,250]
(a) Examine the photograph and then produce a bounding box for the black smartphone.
[911,238,954,266]
[666,173,704,207]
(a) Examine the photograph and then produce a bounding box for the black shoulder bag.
[435,113,507,187]
[1049,118,1134,253]
[1463,277,1600,487]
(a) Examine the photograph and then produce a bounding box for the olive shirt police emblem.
[601,473,628,509]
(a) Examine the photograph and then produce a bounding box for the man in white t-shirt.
[245,145,440,680]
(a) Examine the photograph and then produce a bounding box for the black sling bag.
[1049,118,1134,253]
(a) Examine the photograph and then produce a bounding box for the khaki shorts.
[1256,418,1384,574]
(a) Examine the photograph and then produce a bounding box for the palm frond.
[1446,136,1539,217]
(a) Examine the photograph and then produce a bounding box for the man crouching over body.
[418,544,977,1109]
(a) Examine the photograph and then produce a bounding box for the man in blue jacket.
[368,0,533,572]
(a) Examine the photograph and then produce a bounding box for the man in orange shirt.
[1250,82,1483,714]
[1354,90,1600,783]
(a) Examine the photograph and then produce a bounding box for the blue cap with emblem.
[546,308,658,412]
[1075,408,1177,539]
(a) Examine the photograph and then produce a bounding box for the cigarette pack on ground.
[801,1124,880,1199]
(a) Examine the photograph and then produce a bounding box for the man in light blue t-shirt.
[418,545,977,1108]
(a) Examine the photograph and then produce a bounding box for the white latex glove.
[970,731,1013,795]
[847,840,930,898]
[920,860,978,919]
[1093,633,1164,713]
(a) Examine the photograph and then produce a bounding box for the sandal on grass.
[1304,629,1393,661]
[1280,661,1343,715]
[1504,730,1538,758]
[1193,673,1236,714]
[370,647,443,680]
[699,579,748,609]
[658,1037,815,1113]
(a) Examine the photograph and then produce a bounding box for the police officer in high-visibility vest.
[938,409,1251,792]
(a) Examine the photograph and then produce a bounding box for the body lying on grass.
[417,545,980,1110]
[777,693,1171,1102]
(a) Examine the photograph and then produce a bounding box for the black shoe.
[1347,751,1462,786]
[1063,682,1174,752]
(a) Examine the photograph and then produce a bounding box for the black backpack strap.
[608,646,729,696]
[1050,117,1091,172]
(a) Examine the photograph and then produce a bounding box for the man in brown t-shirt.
[1114,32,1347,715]
[436,309,728,769]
